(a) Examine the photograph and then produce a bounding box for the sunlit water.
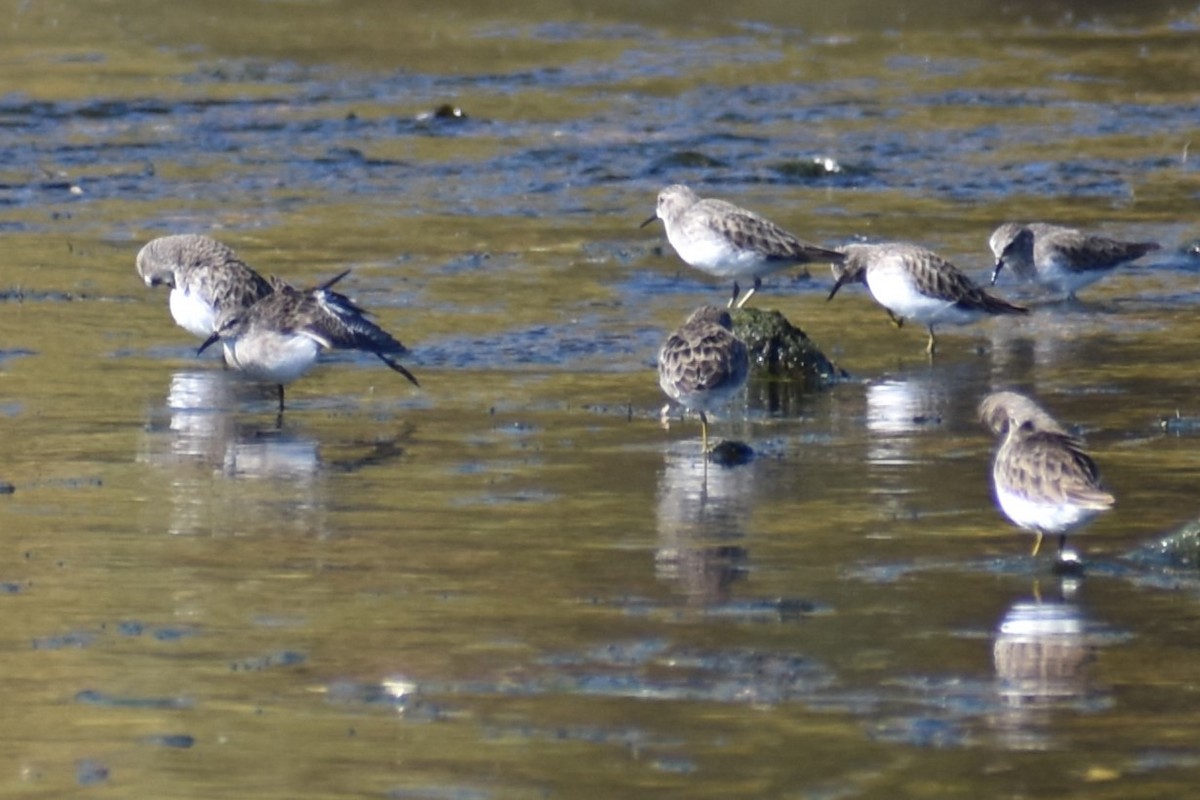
[1,1,1199,796]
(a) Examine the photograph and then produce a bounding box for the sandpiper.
[136,234,274,350]
[828,242,1028,355]
[642,184,845,308]
[658,306,749,453]
[199,272,418,412]
[989,222,1160,300]
[979,390,1114,557]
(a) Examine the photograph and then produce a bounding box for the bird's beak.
[990,259,1005,286]
[827,275,848,302]
[639,214,658,229]
[197,331,221,356]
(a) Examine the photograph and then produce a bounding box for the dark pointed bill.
[990,260,1005,285]
[197,331,221,355]
[826,274,848,301]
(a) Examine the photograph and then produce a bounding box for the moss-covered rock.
[1124,519,1200,571]
[730,307,846,385]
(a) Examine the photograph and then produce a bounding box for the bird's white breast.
[227,330,323,385]
[169,288,219,340]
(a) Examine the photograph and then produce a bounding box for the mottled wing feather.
[1049,233,1160,271]
[313,289,408,355]
[221,266,274,311]
[1003,431,1115,509]
[660,326,747,396]
[924,253,1028,315]
[697,200,844,264]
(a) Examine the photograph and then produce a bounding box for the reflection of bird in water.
[654,449,752,605]
[138,370,412,537]
[990,582,1107,747]
[136,370,324,536]
[979,391,1114,558]
[657,306,749,454]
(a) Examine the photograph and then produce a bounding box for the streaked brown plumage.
[658,306,749,452]
[136,234,274,343]
[642,184,845,308]
[979,391,1114,556]
[829,242,1027,355]
[199,272,418,412]
[989,222,1160,299]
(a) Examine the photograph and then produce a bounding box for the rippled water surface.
[2,0,1200,796]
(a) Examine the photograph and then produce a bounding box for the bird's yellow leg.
[1031,532,1044,557]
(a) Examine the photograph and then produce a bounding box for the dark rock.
[707,439,754,467]
[652,151,726,171]
[771,157,845,180]
[730,307,847,384]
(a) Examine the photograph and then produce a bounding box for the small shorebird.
[136,234,274,353]
[828,242,1028,355]
[658,306,749,453]
[989,222,1160,300]
[199,272,418,413]
[979,390,1114,557]
[641,184,845,308]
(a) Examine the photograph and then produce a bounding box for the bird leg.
[734,276,762,309]
[1031,531,1044,557]
[727,282,741,309]
[925,326,937,356]
[887,309,904,329]
[277,385,286,414]
[700,411,710,454]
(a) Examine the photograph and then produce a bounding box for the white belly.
[169,288,218,339]
[227,331,322,385]
[995,483,1097,535]
[668,229,765,278]
[866,266,977,326]
[1038,257,1105,295]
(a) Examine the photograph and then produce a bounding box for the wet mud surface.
[1,1,1200,797]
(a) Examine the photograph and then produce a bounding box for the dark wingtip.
[376,352,420,387]
[999,297,1029,315]
[826,276,846,302]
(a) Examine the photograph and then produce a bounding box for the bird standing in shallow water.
[979,390,1114,557]
[828,242,1028,355]
[199,272,418,414]
[658,306,749,454]
[989,222,1160,300]
[136,234,274,359]
[642,184,845,308]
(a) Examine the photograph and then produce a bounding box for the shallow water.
[2,0,1200,796]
